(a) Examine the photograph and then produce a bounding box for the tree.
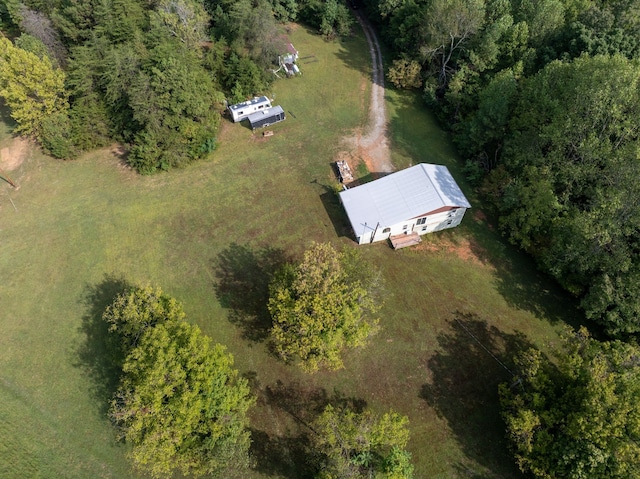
[313,404,414,479]
[419,0,486,84]
[268,242,381,372]
[500,328,640,479]
[106,285,254,478]
[102,284,186,349]
[151,0,210,47]
[0,36,68,138]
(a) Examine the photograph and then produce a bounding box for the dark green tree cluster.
[104,285,254,478]
[500,328,640,479]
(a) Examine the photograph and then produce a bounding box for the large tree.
[106,285,254,478]
[0,35,68,137]
[500,328,640,479]
[268,242,381,372]
[313,404,414,479]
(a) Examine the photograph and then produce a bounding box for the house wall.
[355,208,468,244]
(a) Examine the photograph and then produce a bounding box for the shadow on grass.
[213,243,289,343]
[75,274,131,415]
[462,213,581,326]
[420,311,532,478]
[319,182,352,239]
[247,377,367,478]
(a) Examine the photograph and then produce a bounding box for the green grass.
[0,24,578,479]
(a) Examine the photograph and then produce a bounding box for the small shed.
[228,96,272,122]
[339,163,471,245]
[247,105,286,130]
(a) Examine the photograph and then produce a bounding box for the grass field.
[0,23,579,479]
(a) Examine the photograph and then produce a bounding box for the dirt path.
[340,11,394,175]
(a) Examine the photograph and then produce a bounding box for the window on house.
[382,227,390,233]
[421,226,427,231]
[403,225,408,230]
[416,217,426,225]
[238,111,243,115]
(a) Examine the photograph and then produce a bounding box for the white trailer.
[228,96,272,122]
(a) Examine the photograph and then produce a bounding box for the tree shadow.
[74,274,131,415]
[462,215,581,326]
[248,376,367,478]
[249,428,315,479]
[213,243,289,343]
[420,311,533,478]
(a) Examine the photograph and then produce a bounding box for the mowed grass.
[0,24,577,479]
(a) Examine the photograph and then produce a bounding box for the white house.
[339,163,471,245]
[228,96,272,122]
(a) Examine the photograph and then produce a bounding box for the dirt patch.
[0,137,31,171]
[415,236,493,269]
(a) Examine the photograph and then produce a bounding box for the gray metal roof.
[339,163,471,230]
[247,105,285,123]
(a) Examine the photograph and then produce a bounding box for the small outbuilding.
[228,96,272,122]
[339,163,471,245]
[247,105,286,130]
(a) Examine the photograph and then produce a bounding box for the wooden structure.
[390,232,422,249]
[335,160,354,183]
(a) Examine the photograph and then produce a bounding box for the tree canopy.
[268,242,382,372]
[500,328,640,479]
[313,404,414,479]
[105,285,254,478]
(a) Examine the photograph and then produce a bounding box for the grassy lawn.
[0,23,578,479]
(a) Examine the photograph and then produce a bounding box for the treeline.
[0,0,352,172]
[363,0,640,338]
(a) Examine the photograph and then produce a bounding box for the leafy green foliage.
[268,242,381,372]
[0,36,68,138]
[500,328,640,479]
[300,0,353,39]
[494,54,640,335]
[313,404,414,479]
[103,284,186,349]
[106,285,254,478]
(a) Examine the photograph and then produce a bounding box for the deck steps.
[390,232,422,249]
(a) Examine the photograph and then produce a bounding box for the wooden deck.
[390,232,422,249]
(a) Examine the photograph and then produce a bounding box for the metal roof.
[247,105,285,123]
[228,96,270,112]
[339,163,471,230]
